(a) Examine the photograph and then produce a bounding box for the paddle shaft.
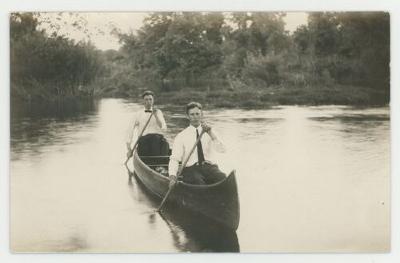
[124,111,155,166]
[157,129,206,212]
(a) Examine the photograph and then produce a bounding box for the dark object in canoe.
[133,152,240,230]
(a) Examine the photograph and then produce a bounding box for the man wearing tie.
[168,102,227,185]
[126,90,167,161]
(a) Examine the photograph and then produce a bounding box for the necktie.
[196,129,205,164]
[144,110,152,113]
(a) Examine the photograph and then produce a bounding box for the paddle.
[157,129,206,212]
[124,110,155,167]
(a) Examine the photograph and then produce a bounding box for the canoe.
[132,151,240,230]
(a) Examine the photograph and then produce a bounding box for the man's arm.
[154,109,167,130]
[202,123,226,153]
[126,115,139,151]
[168,134,184,180]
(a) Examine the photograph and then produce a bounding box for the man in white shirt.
[168,102,226,185]
[126,90,168,160]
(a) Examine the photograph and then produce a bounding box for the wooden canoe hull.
[133,152,240,230]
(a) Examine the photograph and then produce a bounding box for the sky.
[37,12,308,50]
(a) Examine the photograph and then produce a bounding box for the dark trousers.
[181,163,226,185]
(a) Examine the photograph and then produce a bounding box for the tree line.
[10,13,104,101]
[10,12,390,106]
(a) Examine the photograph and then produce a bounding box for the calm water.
[10,98,390,252]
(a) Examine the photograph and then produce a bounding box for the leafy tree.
[118,12,224,89]
[10,12,104,101]
[336,12,390,91]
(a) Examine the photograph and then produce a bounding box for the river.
[10,98,390,252]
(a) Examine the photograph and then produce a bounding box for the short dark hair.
[186,102,202,114]
[142,90,154,98]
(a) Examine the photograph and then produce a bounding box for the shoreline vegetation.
[11,83,389,110]
[120,83,389,108]
[11,12,390,108]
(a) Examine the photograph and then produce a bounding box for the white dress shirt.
[126,108,167,147]
[168,125,226,176]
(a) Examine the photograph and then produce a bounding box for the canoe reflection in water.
[132,151,240,230]
[128,172,240,252]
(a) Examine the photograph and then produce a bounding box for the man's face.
[143,95,154,109]
[187,107,203,127]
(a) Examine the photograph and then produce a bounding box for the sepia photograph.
[9,10,390,253]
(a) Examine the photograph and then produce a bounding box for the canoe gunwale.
[133,151,235,189]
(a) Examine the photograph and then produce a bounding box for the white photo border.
[1,0,399,262]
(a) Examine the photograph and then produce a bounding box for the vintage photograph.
[10,11,390,252]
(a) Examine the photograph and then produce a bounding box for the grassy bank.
[126,84,389,109]
[12,80,389,109]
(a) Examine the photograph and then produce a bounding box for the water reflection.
[128,173,240,252]
[10,100,390,252]
[236,117,283,123]
[310,114,389,122]
[308,112,390,145]
[11,98,98,119]
[45,234,88,252]
[10,99,99,161]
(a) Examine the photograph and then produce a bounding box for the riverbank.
[124,84,389,109]
[12,82,389,109]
